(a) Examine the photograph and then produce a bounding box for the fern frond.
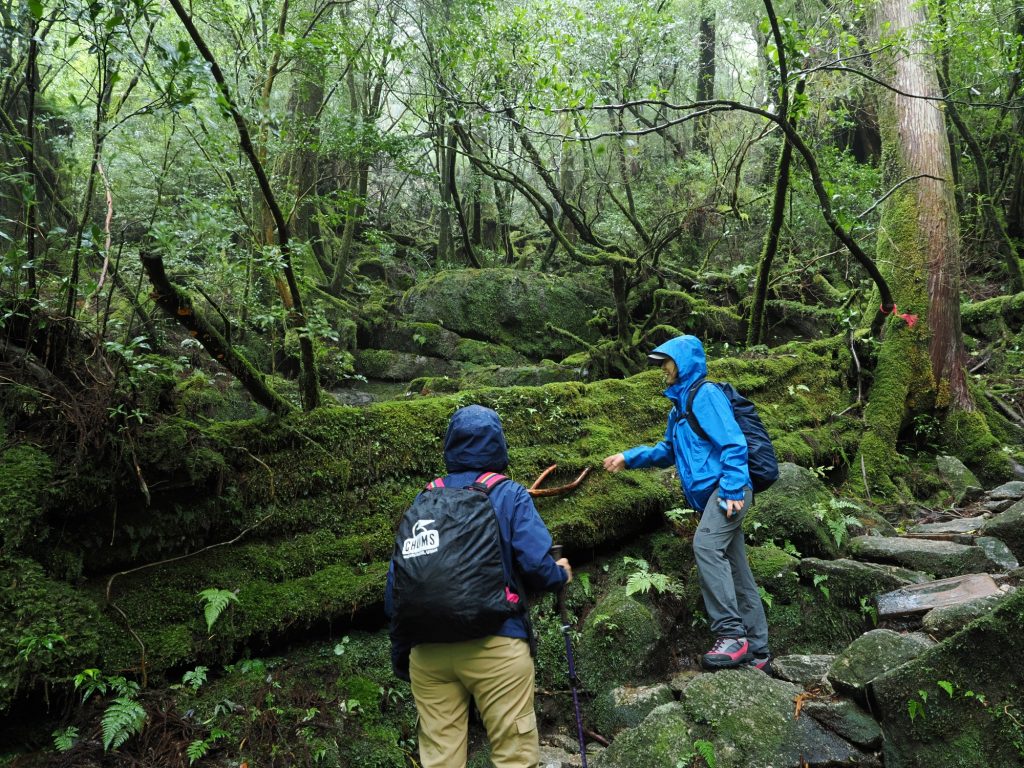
[102,697,147,750]
[694,738,716,768]
[198,589,239,632]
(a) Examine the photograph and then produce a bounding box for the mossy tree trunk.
[857,0,1009,495]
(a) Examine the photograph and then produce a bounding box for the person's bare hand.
[556,557,573,583]
[603,453,626,473]
[722,498,745,519]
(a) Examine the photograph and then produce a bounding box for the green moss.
[747,543,800,602]
[577,589,663,693]
[0,444,53,551]
[942,408,1013,485]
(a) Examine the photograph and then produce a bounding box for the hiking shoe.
[701,637,750,670]
[747,651,773,673]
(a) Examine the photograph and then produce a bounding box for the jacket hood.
[443,405,509,473]
[650,335,708,395]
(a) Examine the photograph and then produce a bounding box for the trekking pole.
[550,545,588,767]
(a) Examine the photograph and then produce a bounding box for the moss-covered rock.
[747,543,801,603]
[799,557,931,608]
[921,592,1010,639]
[590,683,675,735]
[848,536,999,578]
[828,629,935,704]
[869,588,1024,767]
[934,455,981,504]
[577,589,663,693]
[353,348,455,381]
[744,463,839,558]
[399,268,611,360]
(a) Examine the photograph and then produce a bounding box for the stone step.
[875,572,1001,618]
[848,535,1002,578]
[908,517,985,536]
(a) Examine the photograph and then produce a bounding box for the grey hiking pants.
[692,486,769,654]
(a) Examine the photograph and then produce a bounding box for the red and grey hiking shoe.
[747,651,772,673]
[701,637,750,670]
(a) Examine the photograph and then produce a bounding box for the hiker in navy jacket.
[603,335,771,671]
[385,404,571,768]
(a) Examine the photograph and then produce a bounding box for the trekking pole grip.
[549,545,570,624]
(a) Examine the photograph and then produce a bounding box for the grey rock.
[981,499,1014,514]
[987,481,1024,501]
[909,518,985,536]
[921,591,1012,638]
[961,486,986,504]
[771,654,836,687]
[975,537,1019,571]
[803,699,883,750]
[539,744,583,768]
[577,589,663,692]
[849,535,1002,578]
[935,455,981,503]
[828,629,935,704]
[980,499,1024,561]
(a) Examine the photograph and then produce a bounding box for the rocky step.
[848,535,1006,578]
[874,572,1002,618]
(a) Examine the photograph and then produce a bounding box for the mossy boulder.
[578,589,663,693]
[828,629,935,704]
[848,536,1000,578]
[593,670,870,768]
[934,455,981,504]
[744,463,839,558]
[399,268,610,360]
[590,683,675,735]
[869,588,1024,768]
[921,592,1010,639]
[761,585,869,656]
[747,543,801,602]
[353,348,455,381]
[770,654,835,688]
[802,699,883,750]
[799,557,931,608]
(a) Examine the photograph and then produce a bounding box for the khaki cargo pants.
[410,635,539,768]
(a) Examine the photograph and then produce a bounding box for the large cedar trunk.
[858,0,1008,494]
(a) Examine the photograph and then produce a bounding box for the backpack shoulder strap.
[471,471,508,493]
[684,378,713,442]
[425,477,446,490]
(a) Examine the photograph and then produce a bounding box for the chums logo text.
[402,519,439,558]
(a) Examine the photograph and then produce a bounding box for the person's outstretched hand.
[556,557,573,583]
[603,453,626,473]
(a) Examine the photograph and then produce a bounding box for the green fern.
[101,697,147,750]
[52,726,79,753]
[694,739,716,768]
[197,588,238,632]
[624,557,681,596]
[186,739,209,764]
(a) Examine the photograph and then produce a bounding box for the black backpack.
[390,472,524,644]
[677,378,780,493]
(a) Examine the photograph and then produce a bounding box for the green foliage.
[101,696,147,750]
[52,725,79,753]
[623,556,682,597]
[198,588,238,633]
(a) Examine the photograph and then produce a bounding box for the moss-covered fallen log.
[2,337,867,707]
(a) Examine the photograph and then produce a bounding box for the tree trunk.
[857,0,1009,494]
[693,7,716,153]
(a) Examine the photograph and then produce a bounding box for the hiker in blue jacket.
[385,404,572,768]
[603,335,771,671]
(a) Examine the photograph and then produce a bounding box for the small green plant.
[623,557,682,597]
[197,588,238,632]
[908,689,929,722]
[813,574,830,600]
[102,695,147,750]
[665,507,693,528]
[675,738,717,767]
[333,636,351,656]
[757,586,774,609]
[859,596,878,626]
[813,498,862,548]
[186,728,228,765]
[181,666,208,692]
[52,726,79,753]
[782,540,801,557]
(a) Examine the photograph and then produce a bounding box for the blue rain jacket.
[623,335,750,510]
[385,405,567,680]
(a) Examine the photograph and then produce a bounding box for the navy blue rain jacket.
[384,405,567,680]
[623,335,750,510]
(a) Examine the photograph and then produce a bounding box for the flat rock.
[921,590,1012,638]
[849,535,1000,577]
[802,699,883,750]
[828,629,935,704]
[987,481,1024,501]
[876,573,1001,618]
[799,558,931,607]
[935,455,981,503]
[771,654,836,688]
[539,744,584,768]
[908,518,985,536]
[981,499,1015,514]
[591,683,675,735]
